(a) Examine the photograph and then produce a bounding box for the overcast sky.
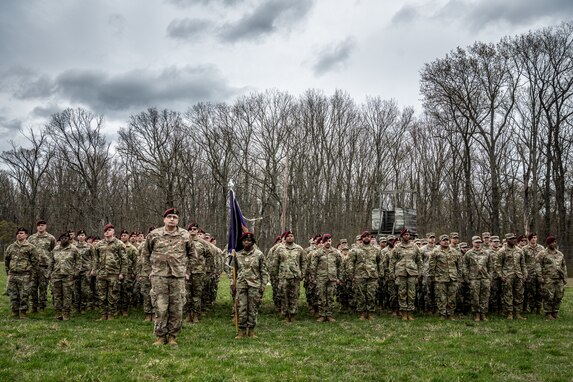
[1,0,572,151]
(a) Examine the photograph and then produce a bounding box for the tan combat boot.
[62,311,70,321]
[153,336,166,346]
[506,313,513,320]
[11,310,18,318]
[167,336,178,347]
[407,312,415,321]
[316,316,326,322]
[247,329,258,338]
[98,314,107,321]
[327,316,336,322]
[514,312,526,320]
[184,312,193,323]
[192,313,200,324]
[480,314,488,321]
[474,313,480,322]
[400,311,408,321]
[235,329,246,339]
[367,312,373,320]
[122,311,129,318]
[19,310,27,320]
[546,313,555,320]
[359,313,367,321]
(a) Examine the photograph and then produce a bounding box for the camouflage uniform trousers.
[118,279,135,313]
[131,279,142,308]
[201,273,217,309]
[140,278,153,315]
[523,276,542,313]
[270,273,281,311]
[8,274,33,312]
[316,279,337,318]
[423,278,436,313]
[489,277,502,314]
[337,281,352,311]
[52,276,75,314]
[542,279,565,315]
[236,286,263,329]
[304,279,318,312]
[455,281,471,315]
[279,278,301,315]
[30,266,50,310]
[185,273,204,315]
[386,278,398,312]
[397,276,417,312]
[469,279,491,314]
[74,272,93,311]
[501,276,525,314]
[376,278,386,310]
[353,278,378,313]
[435,281,458,317]
[415,279,425,312]
[96,277,121,316]
[150,276,186,338]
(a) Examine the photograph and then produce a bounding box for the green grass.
[0,267,572,382]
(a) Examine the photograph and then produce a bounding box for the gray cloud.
[391,5,420,25]
[430,0,573,31]
[167,18,214,40]
[0,66,57,99]
[312,38,356,76]
[108,14,127,36]
[0,115,23,140]
[31,104,63,118]
[166,0,243,7]
[219,0,314,43]
[53,65,238,112]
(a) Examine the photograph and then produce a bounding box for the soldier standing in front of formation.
[348,231,382,320]
[92,224,127,321]
[74,230,94,313]
[429,235,461,320]
[28,220,56,313]
[267,235,284,313]
[464,236,494,321]
[49,232,79,321]
[537,236,567,320]
[274,231,305,322]
[496,233,528,320]
[311,234,342,322]
[142,209,195,347]
[5,227,39,319]
[391,230,422,321]
[522,233,544,314]
[232,232,268,339]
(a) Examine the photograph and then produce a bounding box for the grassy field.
[0,267,571,382]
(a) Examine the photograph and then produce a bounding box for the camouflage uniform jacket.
[93,237,128,277]
[267,243,284,275]
[420,244,436,278]
[391,242,422,277]
[28,232,56,268]
[428,246,461,282]
[310,247,341,282]
[49,244,80,277]
[124,242,138,280]
[303,245,316,280]
[232,247,269,288]
[522,244,544,278]
[143,227,195,278]
[137,245,152,278]
[76,242,94,274]
[464,249,493,280]
[203,241,217,275]
[495,246,527,280]
[187,236,207,274]
[348,244,382,280]
[380,246,393,279]
[274,243,306,280]
[5,240,39,275]
[536,249,567,281]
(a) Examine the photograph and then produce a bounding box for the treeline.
[1,22,572,268]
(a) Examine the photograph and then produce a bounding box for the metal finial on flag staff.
[228,179,235,190]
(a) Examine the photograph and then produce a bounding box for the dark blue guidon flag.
[227,189,249,255]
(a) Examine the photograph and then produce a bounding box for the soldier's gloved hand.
[118,274,124,281]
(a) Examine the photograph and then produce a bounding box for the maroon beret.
[103,223,114,232]
[527,233,536,241]
[16,227,28,234]
[360,231,370,239]
[163,208,179,217]
[36,219,47,226]
[274,235,282,244]
[77,230,86,236]
[322,234,332,242]
[545,235,556,246]
[240,232,255,242]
